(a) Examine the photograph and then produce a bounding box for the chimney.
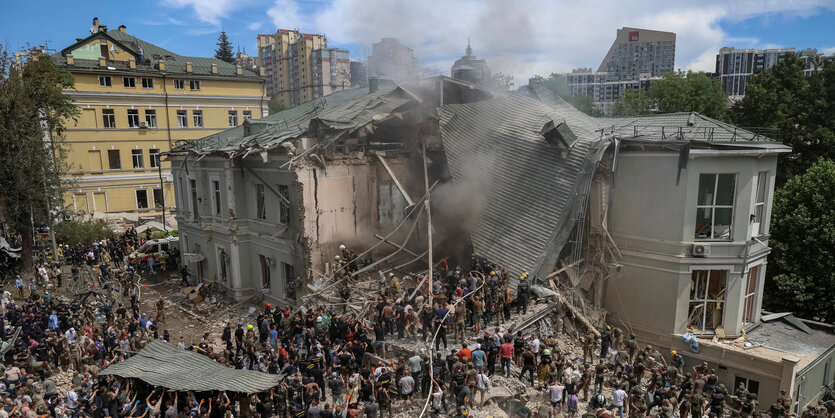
[236,65,243,75]
[211,63,218,74]
[129,58,136,69]
[66,54,74,65]
[186,62,193,73]
[118,25,126,33]
[99,56,106,67]
[158,60,165,71]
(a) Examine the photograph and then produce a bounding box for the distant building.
[234,49,259,69]
[715,47,829,98]
[450,40,491,84]
[350,61,367,87]
[258,29,351,107]
[566,27,676,115]
[367,38,417,81]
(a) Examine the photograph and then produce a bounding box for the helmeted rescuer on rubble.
[517,272,531,315]
[340,244,358,273]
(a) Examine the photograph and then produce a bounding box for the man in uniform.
[516,273,531,315]
[155,297,166,324]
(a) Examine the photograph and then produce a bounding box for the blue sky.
[2,0,834,83]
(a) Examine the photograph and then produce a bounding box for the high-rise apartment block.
[714,47,827,98]
[367,38,418,81]
[566,27,676,115]
[258,29,350,107]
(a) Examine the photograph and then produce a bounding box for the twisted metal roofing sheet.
[100,340,283,393]
[439,90,609,290]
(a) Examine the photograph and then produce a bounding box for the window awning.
[183,253,206,263]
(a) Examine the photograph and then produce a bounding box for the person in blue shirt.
[471,344,487,373]
[48,310,60,331]
[15,275,24,299]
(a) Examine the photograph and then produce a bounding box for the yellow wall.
[62,70,265,216]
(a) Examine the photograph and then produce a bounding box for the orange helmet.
[265,303,272,310]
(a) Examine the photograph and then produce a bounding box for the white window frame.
[688,269,728,334]
[145,109,157,128]
[98,75,112,87]
[127,109,140,128]
[174,79,185,90]
[102,109,116,128]
[742,264,761,325]
[752,171,768,237]
[193,110,204,128]
[152,188,165,209]
[695,173,737,241]
[131,149,144,169]
[135,189,150,209]
[255,183,266,220]
[243,110,252,121]
[176,110,188,128]
[189,79,201,91]
[149,149,160,168]
[123,77,136,88]
[141,77,154,89]
[228,110,238,127]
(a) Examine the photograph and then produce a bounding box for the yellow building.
[54,20,266,217]
[258,29,350,107]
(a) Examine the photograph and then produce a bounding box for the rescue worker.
[516,273,531,315]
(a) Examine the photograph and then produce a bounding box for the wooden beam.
[546,258,584,280]
[373,234,420,257]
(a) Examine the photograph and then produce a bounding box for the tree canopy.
[0,47,77,271]
[765,158,835,322]
[612,71,728,120]
[214,31,235,63]
[731,54,835,181]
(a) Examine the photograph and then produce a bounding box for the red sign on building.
[629,31,639,42]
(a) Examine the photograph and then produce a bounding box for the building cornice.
[63,90,266,102]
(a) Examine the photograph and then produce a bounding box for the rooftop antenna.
[466,37,472,56]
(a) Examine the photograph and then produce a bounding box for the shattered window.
[688,270,727,333]
[695,173,735,240]
[278,184,290,224]
[255,183,266,220]
[742,265,759,324]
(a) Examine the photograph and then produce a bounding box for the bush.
[55,218,114,245]
[150,229,178,239]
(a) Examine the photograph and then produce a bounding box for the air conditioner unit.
[692,244,711,257]
[138,121,149,128]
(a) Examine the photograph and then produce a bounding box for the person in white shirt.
[531,334,541,356]
[66,387,79,410]
[610,385,628,418]
[476,371,491,406]
[431,381,444,415]
[549,380,566,415]
[398,374,415,408]
[64,328,76,344]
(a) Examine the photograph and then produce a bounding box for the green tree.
[765,159,835,322]
[54,218,114,246]
[268,96,288,115]
[612,71,728,120]
[214,31,235,63]
[0,47,77,272]
[732,54,835,181]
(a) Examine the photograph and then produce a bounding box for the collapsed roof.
[100,341,283,393]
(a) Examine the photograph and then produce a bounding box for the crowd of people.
[0,239,831,418]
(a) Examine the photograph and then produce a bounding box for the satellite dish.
[90,25,98,35]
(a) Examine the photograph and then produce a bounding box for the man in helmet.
[387,272,401,298]
[340,244,358,273]
[516,273,531,315]
[334,255,345,277]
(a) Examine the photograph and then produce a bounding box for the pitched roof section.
[99,340,283,393]
[55,30,261,79]
[176,82,414,156]
[439,90,610,290]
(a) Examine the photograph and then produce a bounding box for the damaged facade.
[169,77,834,412]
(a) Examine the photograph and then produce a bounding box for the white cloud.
[261,0,835,84]
[823,46,835,55]
[163,0,242,26]
[247,21,264,31]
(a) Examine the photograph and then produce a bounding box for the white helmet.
[335,255,341,260]
[339,244,346,251]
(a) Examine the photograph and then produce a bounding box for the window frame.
[149,149,160,168]
[152,188,164,209]
[127,109,140,128]
[695,173,737,241]
[212,179,222,216]
[255,183,266,220]
[102,109,116,128]
[123,77,136,88]
[228,110,238,127]
[259,255,271,289]
[131,149,144,169]
[243,110,253,121]
[144,109,157,128]
[742,265,760,324]
[189,178,200,220]
[174,79,185,90]
[98,75,112,87]
[141,77,154,89]
[107,149,121,170]
[189,79,201,91]
[753,171,768,237]
[135,189,150,209]
[278,184,290,224]
[192,110,204,128]
[176,110,188,128]
[688,269,728,334]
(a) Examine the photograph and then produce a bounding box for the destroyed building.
[168,77,835,412]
